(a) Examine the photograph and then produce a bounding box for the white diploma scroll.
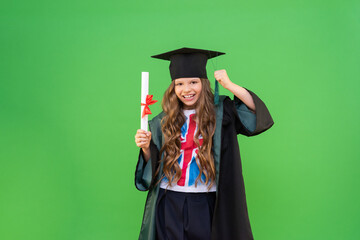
[141,72,149,131]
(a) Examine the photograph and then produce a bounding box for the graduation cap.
[151,47,225,105]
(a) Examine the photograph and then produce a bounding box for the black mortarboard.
[151,47,225,80]
[151,47,225,105]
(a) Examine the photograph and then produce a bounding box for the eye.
[191,81,198,84]
[176,83,182,86]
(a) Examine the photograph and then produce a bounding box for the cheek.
[174,88,181,98]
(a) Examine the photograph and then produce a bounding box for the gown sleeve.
[224,87,274,136]
[135,147,153,191]
[134,122,161,191]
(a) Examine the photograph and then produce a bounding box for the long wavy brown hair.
[153,78,217,191]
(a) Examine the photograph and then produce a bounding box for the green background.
[1,0,359,239]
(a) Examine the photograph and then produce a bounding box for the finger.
[136,137,148,142]
[138,141,149,147]
[136,142,148,148]
[138,130,151,136]
[136,141,147,146]
[136,142,146,148]
[136,133,148,138]
[136,139,146,144]
[137,129,148,134]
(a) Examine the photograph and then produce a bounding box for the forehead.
[174,77,200,82]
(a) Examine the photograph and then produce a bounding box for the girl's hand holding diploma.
[135,129,152,162]
[135,129,151,148]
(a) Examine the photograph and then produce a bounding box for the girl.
[134,47,274,240]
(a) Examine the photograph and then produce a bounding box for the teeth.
[184,95,195,98]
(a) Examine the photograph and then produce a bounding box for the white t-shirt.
[160,109,217,192]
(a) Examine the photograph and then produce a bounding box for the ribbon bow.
[141,94,158,118]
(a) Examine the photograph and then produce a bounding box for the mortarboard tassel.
[214,79,219,105]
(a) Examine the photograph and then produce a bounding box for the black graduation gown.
[134,88,274,240]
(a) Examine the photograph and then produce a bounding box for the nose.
[184,83,192,92]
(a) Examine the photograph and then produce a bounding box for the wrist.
[142,146,150,152]
[141,146,151,162]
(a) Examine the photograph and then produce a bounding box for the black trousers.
[155,188,216,240]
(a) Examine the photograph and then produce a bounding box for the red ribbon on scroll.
[141,94,158,118]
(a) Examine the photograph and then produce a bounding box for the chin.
[183,102,197,109]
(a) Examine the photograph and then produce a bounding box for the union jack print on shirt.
[160,109,216,192]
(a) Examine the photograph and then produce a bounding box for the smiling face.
[174,77,202,110]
